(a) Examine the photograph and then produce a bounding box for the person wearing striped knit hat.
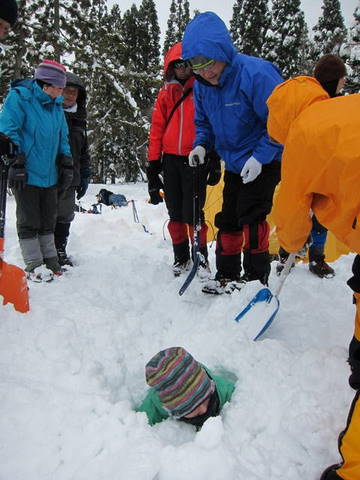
[137,346,235,428]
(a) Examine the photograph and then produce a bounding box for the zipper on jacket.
[178,87,184,155]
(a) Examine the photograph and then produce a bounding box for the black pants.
[215,162,281,282]
[163,154,207,225]
[13,184,58,239]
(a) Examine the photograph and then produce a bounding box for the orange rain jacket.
[266,76,360,255]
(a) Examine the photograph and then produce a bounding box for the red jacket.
[148,42,196,161]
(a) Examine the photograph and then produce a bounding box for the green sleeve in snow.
[136,388,169,426]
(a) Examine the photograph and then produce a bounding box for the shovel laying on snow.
[0,154,29,313]
[234,253,296,340]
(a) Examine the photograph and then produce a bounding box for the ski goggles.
[173,60,189,69]
[188,56,215,73]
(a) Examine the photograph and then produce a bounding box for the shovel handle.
[273,253,296,297]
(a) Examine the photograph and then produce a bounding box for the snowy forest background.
[1,0,359,184]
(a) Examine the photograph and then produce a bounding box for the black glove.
[57,155,74,198]
[76,167,91,200]
[146,159,164,205]
[0,133,16,157]
[206,152,222,186]
[8,153,27,189]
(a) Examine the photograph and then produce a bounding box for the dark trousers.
[163,154,208,262]
[13,184,58,239]
[163,154,207,225]
[215,162,280,282]
[348,255,360,365]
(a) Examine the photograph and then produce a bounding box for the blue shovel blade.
[234,287,280,340]
[234,288,273,322]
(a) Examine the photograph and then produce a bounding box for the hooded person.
[0,0,18,38]
[146,41,221,279]
[266,74,360,480]
[276,54,347,279]
[54,71,91,266]
[182,12,283,295]
[137,347,235,428]
[0,59,73,281]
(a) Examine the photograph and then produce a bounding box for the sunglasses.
[173,60,189,69]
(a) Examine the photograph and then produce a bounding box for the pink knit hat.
[34,59,67,88]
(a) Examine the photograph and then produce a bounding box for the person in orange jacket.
[276,55,347,279]
[266,72,360,480]
[146,42,221,277]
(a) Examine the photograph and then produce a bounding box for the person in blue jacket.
[182,12,283,294]
[0,59,73,282]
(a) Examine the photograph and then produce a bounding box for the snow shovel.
[234,253,296,340]
[0,155,29,313]
[179,157,203,296]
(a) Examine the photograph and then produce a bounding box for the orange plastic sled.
[0,157,29,313]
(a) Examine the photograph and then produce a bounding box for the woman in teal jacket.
[137,347,235,429]
[0,59,73,281]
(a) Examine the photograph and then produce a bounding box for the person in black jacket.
[55,72,91,266]
[0,0,18,39]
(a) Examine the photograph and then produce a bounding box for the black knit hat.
[0,0,18,26]
[314,54,346,84]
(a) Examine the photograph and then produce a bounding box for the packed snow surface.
[0,183,355,480]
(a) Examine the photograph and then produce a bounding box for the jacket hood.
[65,72,86,110]
[182,12,237,64]
[164,42,183,80]
[64,72,87,120]
[267,76,329,145]
[11,78,63,105]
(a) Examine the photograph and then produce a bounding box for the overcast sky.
[111,0,358,44]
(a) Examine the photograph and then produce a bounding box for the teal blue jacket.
[0,79,71,187]
[137,367,235,426]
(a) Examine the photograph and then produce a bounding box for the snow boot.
[309,259,335,278]
[173,259,191,277]
[202,274,245,295]
[320,464,343,480]
[26,265,54,283]
[172,240,191,277]
[57,249,74,267]
[55,222,73,266]
[193,245,211,281]
[276,251,295,276]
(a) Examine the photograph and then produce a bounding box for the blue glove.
[76,167,91,200]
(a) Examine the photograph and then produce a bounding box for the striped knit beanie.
[34,59,67,88]
[145,347,214,418]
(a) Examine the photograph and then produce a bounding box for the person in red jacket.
[147,42,221,277]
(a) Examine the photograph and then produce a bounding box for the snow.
[0,182,356,480]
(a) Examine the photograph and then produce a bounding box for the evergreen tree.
[163,0,190,55]
[69,1,149,183]
[230,0,269,56]
[342,0,360,93]
[313,0,347,56]
[262,0,308,79]
[138,0,160,72]
[0,0,33,99]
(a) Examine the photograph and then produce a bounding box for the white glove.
[188,145,206,167]
[240,155,262,184]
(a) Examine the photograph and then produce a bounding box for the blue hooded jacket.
[182,12,283,174]
[0,79,71,187]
